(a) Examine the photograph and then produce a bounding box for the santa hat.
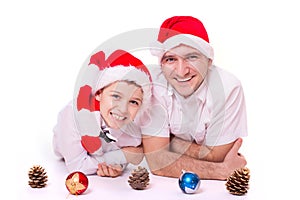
[77,49,152,112]
[151,16,214,60]
[74,49,152,155]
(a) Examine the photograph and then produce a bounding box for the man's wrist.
[214,161,229,180]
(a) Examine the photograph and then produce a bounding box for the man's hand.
[221,138,247,178]
[143,135,247,180]
[97,163,123,178]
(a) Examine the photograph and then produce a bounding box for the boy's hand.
[97,163,123,178]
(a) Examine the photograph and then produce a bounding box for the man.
[142,16,248,180]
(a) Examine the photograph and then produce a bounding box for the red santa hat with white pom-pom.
[74,49,152,155]
[151,16,214,60]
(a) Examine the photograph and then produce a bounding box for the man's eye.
[186,55,199,61]
[129,100,139,106]
[162,57,176,63]
[166,57,175,62]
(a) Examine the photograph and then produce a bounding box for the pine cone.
[28,165,48,188]
[128,166,150,190]
[226,167,250,195]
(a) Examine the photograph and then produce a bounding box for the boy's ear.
[95,94,101,101]
[95,90,102,101]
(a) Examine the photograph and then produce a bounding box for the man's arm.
[169,136,234,162]
[121,145,144,165]
[143,136,246,180]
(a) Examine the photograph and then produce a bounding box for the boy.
[53,49,152,177]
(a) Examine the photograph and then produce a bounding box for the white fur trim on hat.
[151,34,214,60]
[94,64,152,116]
[94,65,151,94]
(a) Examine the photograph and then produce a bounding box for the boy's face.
[161,44,212,98]
[95,81,143,129]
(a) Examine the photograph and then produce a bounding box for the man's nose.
[176,58,190,77]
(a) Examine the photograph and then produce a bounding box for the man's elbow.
[130,154,145,165]
[145,158,165,176]
[144,153,170,177]
[149,168,165,176]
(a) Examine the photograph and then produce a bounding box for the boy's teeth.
[112,113,125,120]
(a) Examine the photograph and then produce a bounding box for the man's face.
[161,44,212,98]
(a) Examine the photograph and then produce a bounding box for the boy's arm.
[97,146,144,177]
[53,104,129,176]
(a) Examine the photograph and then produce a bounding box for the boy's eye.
[129,100,140,106]
[111,94,120,99]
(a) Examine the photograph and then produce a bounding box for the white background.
[1,0,299,199]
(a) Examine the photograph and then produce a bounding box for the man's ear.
[208,59,213,67]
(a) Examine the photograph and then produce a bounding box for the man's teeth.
[176,77,192,82]
[112,113,126,120]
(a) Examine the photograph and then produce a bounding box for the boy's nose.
[117,100,128,113]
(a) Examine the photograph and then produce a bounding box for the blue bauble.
[178,170,201,194]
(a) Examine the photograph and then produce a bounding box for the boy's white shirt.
[52,102,141,175]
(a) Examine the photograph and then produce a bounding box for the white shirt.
[141,65,248,146]
[52,102,142,175]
